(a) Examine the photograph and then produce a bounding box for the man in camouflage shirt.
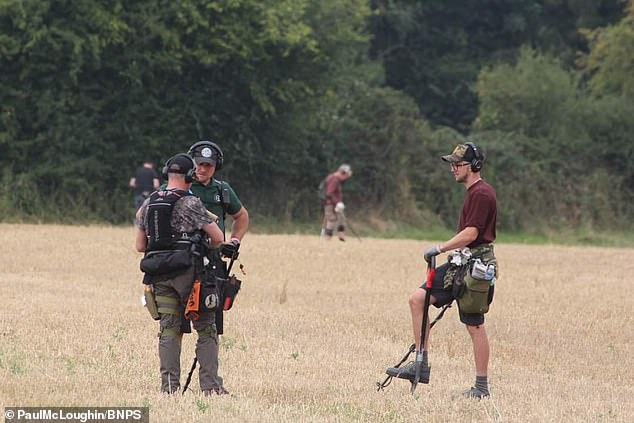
[135,153,225,395]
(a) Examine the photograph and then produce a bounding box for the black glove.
[220,238,240,259]
[423,245,442,263]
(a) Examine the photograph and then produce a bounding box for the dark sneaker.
[338,237,346,242]
[463,386,489,399]
[385,361,430,384]
[203,386,230,396]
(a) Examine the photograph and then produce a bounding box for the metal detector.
[377,256,442,393]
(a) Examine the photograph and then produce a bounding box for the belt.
[469,243,494,257]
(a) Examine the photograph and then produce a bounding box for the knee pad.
[324,228,334,236]
[159,325,180,339]
[196,324,216,339]
[337,225,345,232]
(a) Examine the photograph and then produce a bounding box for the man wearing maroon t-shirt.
[321,164,353,241]
[387,142,497,399]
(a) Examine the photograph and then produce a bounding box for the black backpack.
[317,177,327,203]
[146,189,192,251]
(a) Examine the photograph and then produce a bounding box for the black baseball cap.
[166,154,195,174]
[190,144,217,165]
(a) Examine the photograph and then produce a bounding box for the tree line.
[1,0,632,233]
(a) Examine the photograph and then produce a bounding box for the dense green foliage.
[1,0,632,235]
[369,0,625,131]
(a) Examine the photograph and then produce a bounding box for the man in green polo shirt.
[187,141,249,242]
[187,140,250,395]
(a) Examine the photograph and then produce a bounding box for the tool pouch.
[222,275,242,311]
[458,273,491,314]
[452,245,497,314]
[143,286,160,321]
[458,259,496,314]
[200,274,220,311]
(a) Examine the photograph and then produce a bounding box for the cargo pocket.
[458,271,492,314]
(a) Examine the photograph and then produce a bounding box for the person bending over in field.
[320,164,353,241]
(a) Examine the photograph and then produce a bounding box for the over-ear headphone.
[188,140,224,171]
[464,141,484,172]
[162,153,196,183]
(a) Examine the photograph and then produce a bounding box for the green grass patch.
[246,215,634,247]
[498,228,634,247]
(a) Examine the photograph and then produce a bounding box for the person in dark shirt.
[387,141,498,399]
[129,162,160,210]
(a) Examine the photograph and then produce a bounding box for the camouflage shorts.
[323,205,345,231]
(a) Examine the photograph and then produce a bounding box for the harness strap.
[155,295,179,304]
[156,295,180,316]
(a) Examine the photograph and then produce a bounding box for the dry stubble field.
[1,223,633,422]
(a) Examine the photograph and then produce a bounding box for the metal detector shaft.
[182,358,198,394]
[347,220,362,242]
[226,251,237,274]
[411,255,435,394]
[340,210,362,242]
